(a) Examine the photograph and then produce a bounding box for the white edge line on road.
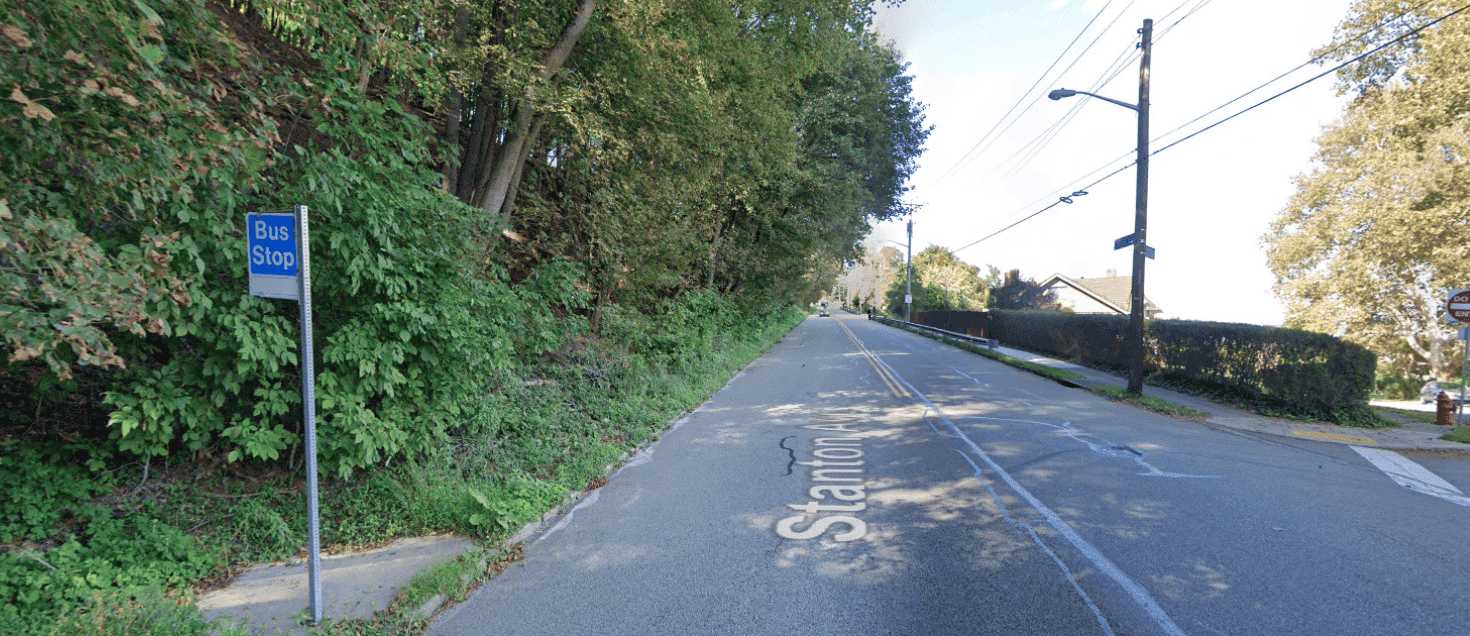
[872,357,1189,636]
[952,368,991,388]
[953,450,1118,636]
[533,490,601,546]
[1350,447,1470,507]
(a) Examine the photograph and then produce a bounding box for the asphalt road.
[430,312,1470,636]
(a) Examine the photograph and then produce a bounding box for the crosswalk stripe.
[1351,446,1470,507]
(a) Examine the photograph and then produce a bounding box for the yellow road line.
[838,320,911,399]
[1290,429,1377,445]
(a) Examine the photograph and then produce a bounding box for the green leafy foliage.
[42,586,247,636]
[0,502,219,634]
[0,443,107,542]
[1266,1,1470,386]
[985,311,1377,422]
[882,246,989,314]
[1,0,275,379]
[82,23,586,475]
[466,479,567,530]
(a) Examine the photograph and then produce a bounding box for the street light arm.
[1048,88,1139,112]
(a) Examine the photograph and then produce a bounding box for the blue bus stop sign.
[248,213,297,276]
[247,212,300,299]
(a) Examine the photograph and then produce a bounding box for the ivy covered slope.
[0,0,928,632]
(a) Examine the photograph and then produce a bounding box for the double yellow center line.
[837,319,911,399]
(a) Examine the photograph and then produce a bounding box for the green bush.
[100,134,582,476]
[1147,319,1375,421]
[0,504,219,634]
[987,311,1376,422]
[0,444,106,542]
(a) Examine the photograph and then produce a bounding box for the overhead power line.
[1001,0,1213,178]
[1145,0,1439,153]
[917,0,1133,193]
[986,0,1442,228]
[951,1,1470,254]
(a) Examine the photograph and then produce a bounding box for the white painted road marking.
[534,490,601,545]
[857,343,1189,636]
[1351,447,1470,507]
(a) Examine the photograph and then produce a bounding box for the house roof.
[1041,274,1161,315]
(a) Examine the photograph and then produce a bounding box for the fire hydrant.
[1436,391,1456,426]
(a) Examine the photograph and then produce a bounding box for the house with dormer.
[1040,272,1162,319]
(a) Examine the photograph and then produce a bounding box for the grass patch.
[41,587,249,636]
[1442,427,1470,444]
[1091,385,1209,420]
[1375,406,1438,425]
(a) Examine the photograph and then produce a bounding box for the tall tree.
[1265,1,1470,378]
[498,2,928,310]
[990,269,1058,311]
[883,246,988,313]
[838,245,905,311]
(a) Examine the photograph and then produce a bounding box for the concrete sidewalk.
[197,535,479,635]
[988,343,1467,451]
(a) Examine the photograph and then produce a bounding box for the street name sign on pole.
[246,207,323,625]
[1114,234,1155,259]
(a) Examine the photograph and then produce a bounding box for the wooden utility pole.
[1126,19,1153,395]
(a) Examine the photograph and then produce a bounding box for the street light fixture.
[1047,89,1137,112]
[1049,18,1153,395]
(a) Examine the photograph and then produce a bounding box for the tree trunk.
[441,4,471,191]
[706,223,722,288]
[475,0,598,218]
[501,114,545,218]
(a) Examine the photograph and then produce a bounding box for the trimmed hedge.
[909,310,991,339]
[980,311,1376,421]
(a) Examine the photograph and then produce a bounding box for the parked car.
[1420,380,1467,404]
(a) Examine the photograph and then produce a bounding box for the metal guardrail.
[870,315,999,350]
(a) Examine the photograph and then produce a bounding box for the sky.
[866,0,1360,326]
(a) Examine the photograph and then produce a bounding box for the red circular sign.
[1450,290,1470,323]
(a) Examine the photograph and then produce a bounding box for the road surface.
[430,312,1470,636]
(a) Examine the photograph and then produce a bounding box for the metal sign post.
[1447,290,1470,429]
[1458,327,1469,428]
[246,206,322,624]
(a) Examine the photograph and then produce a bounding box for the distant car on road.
[1420,380,1466,404]
[818,309,829,317]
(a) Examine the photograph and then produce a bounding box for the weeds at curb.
[1090,385,1209,420]
[1442,427,1470,444]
